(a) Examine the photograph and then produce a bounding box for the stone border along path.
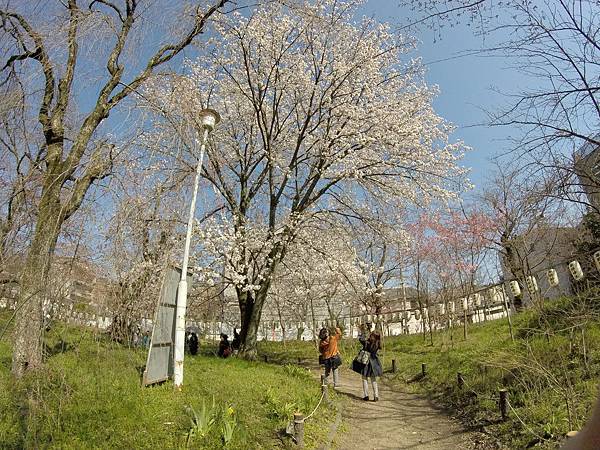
[317,367,496,450]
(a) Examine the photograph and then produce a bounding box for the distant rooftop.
[381,286,419,300]
[576,134,600,159]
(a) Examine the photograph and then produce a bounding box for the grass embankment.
[259,295,600,449]
[383,296,600,449]
[0,311,336,449]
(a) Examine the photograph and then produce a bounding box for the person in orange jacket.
[319,326,342,388]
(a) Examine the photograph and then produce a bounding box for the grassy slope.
[383,301,600,449]
[4,294,597,449]
[259,297,600,449]
[0,312,336,450]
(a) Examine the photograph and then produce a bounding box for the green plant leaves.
[184,397,239,448]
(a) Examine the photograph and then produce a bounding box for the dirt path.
[328,367,483,450]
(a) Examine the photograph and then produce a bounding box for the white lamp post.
[174,108,220,389]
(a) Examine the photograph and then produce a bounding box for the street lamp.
[174,108,220,389]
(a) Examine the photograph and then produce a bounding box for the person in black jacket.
[188,332,199,355]
[358,325,383,401]
[218,333,232,358]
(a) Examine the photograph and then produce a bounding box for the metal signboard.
[143,267,187,386]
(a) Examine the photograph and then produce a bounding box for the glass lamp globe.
[198,108,221,131]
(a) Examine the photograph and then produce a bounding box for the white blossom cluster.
[192,212,303,293]
[266,219,367,323]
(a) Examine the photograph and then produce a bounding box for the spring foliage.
[147,0,468,351]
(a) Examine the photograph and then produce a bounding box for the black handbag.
[351,358,365,374]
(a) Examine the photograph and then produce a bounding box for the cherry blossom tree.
[102,154,189,343]
[267,220,365,342]
[480,164,572,309]
[0,0,231,377]
[428,207,495,335]
[353,209,411,316]
[148,0,467,357]
[405,214,439,343]
[405,205,495,340]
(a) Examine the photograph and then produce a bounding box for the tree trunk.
[310,297,318,346]
[419,304,426,342]
[108,290,138,345]
[427,300,434,346]
[501,238,524,310]
[237,290,254,348]
[238,281,271,359]
[428,318,434,346]
[12,194,63,377]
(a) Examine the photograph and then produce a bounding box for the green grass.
[0,311,336,449]
[381,299,600,449]
[257,295,600,449]
[6,292,597,449]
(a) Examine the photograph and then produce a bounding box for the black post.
[499,389,508,421]
[392,359,397,373]
[421,363,427,377]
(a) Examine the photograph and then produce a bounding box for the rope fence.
[411,362,568,445]
[507,398,549,443]
[285,374,331,448]
[280,351,559,448]
[303,390,326,422]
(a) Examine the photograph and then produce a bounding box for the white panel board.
[143,267,186,386]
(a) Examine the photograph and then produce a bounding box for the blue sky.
[360,0,521,192]
[76,0,520,195]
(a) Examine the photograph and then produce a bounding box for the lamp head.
[198,108,221,131]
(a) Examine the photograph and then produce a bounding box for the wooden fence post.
[391,359,397,373]
[457,372,464,389]
[499,389,508,421]
[421,363,427,377]
[293,412,304,447]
